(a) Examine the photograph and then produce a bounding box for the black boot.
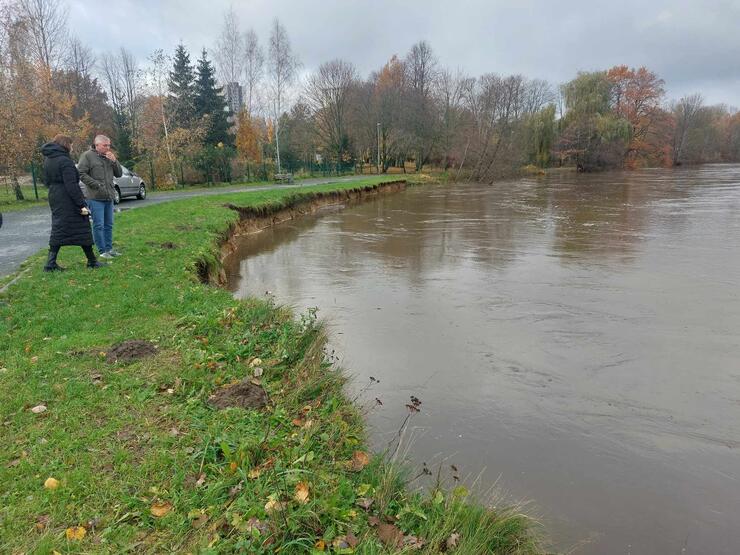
[43,247,65,272]
[83,245,107,268]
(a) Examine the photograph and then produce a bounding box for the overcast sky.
[68,0,740,108]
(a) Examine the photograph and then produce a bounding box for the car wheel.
[137,183,147,200]
[113,186,121,205]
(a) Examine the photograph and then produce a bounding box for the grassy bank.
[0,177,544,553]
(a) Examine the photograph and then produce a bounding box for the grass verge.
[0,176,545,553]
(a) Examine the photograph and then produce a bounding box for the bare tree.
[214,6,243,86]
[65,36,94,77]
[243,28,263,115]
[464,73,528,181]
[404,40,439,170]
[305,59,358,163]
[437,68,468,169]
[119,47,141,143]
[672,93,703,165]
[267,18,299,173]
[18,0,67,69]
[521,78,555,115]
[146,49,176,184]
[100,51,124,115]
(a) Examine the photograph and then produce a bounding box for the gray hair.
[93,135,111,145]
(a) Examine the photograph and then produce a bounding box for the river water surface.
[225,165,740,554]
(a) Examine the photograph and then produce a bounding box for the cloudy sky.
[68,0,740,107]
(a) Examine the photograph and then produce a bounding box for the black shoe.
[43,263,66,272]
[87,261,108,268]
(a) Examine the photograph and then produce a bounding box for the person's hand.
[80,207,90,216]
[105,151,117,163]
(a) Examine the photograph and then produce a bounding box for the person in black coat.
[41,134,106,271]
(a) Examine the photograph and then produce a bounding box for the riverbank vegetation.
[3,2,739,207]
[0,178,545,553]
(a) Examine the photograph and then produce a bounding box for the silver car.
[112,165,147,204]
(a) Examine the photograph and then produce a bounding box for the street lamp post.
[377,122,381,175]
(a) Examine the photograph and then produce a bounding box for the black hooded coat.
[41,142,93,247]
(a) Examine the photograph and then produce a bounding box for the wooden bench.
[274,172,294,183]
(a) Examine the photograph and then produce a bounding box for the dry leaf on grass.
[345,532,359,547]
[248,467,262,479]
[264,498,286,513]
[350,450,370,471]
[44,477,59,490]
[378,522,404,548]
[445,531,461,550]
[355,497,374,510]
[65,526,86,540]
[35,515,50,531]
[314,539,326,551]
[30,404,47,414]
[191,513,209,529]
[150,501,172,518]
[294,482,310,504]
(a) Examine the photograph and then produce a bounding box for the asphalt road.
[0,175,370,279]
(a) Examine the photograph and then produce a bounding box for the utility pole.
[377,122,381,174]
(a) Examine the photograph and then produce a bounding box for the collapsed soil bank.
[198,180,407,285]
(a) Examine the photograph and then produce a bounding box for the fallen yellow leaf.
[229,461,238,473]
[65,526,86,541]
[150,501,173,518]
[314,539,326,551]
[294,482,310,504]
[44,477,59,490]
[247,467,262,479]
[264,498,285,513]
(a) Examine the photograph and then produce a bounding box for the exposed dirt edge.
[197,180,407,285]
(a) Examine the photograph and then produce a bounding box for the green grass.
[0,181,48,212]
[0,176,545,553]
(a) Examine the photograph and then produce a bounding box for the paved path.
[0,175,370,278]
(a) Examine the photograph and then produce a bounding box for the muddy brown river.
[225,165,740,554]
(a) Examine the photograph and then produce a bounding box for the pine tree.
[167,44,196,130]
[194,48,230,145]
[112,109,134,165]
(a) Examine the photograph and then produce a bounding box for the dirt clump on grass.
[106,340,157,363]
[209,379,269,410]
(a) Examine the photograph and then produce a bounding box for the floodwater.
[225,165,740,554]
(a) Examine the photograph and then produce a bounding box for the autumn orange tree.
[235,110,263,178]
[606,65,667,167]
[0,1,91,200]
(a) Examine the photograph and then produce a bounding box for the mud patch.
[209,379,269,410]
[106,340,157,363]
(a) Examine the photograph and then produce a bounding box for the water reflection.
[226,164,740,554]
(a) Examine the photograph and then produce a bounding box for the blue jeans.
[87,199,114,254]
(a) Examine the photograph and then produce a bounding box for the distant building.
[224,82,243,115]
